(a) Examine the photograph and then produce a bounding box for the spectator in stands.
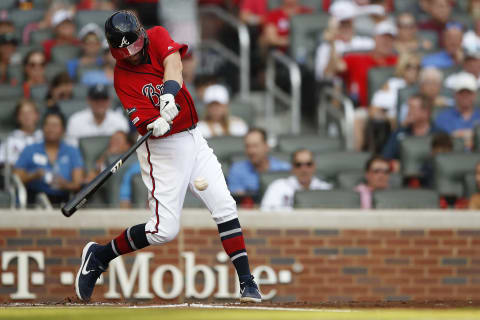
[14,111,84,206]
[239,0,268,27]
[228,128,290,199]
[80,40,115,86]
[86,131,132,183]
[0,20,20,85]
[337,20,398,108]
[435,72,480,150]
[260,0,313,53]
[261,148,332,211]
[314,1,375,80]
[67,23,104,80]
[422,22,464,68]
[197,84,248,138]
[45,72,74,109]
[119,161,141,209]
[0,99,42,166]
[420,132,453,188]
[382,94,441,171]
[463,12,480,50]
[398,67,453,124]
[370,53,422,121]
[353,0,391,38]
[419,0,453,43]
[43,9,80,61]
[22,50,47,98]
[445,46,480,89]
[355,155,391,209]
[66,84,129,145]
[395,12,433,54]
[469,161,480,209]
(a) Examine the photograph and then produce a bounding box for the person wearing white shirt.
[66,83,129,146]
[314,1,375,80]
[0,99,43,165]
[197,84,248,138]
[261,149,332,211]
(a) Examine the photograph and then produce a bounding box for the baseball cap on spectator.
[359,4,386,17]
[203,84,229,105]
[52,9,74,28]
[464,45,480,60]
[374,20,397,36]
[329,1,358,21]
[88,83,110,99]
[453,72,478,92]
[78,23,104,41]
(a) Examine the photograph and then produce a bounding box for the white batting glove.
[147,117,171,137]
[159,93,179,123]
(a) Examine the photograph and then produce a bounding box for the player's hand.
[147,117,171,137]
[159,93,179,122]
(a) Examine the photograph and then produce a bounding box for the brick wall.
[1,220,480,303]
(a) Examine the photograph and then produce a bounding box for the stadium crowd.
[1,0,480,210]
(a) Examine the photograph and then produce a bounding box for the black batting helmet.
[104,11,148,60]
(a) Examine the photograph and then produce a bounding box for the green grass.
[1,307,480,320]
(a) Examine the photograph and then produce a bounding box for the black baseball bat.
[61,130,153,217]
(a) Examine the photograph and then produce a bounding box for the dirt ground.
[3,297,480,309]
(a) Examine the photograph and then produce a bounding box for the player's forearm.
[163,52,183,89]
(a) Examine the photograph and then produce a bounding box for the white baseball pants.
[136,127,238,245]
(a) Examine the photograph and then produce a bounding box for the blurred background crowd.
[1,0,480,211]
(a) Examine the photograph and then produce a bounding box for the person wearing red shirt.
[261,0,313,52]
[335,20,398,150]
[42,10,80,61]
[239,0,268,26]
[74,11,261,304]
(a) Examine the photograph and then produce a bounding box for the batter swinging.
[75,11,261,303]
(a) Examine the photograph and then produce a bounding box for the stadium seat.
[0,84,22,100]
[10,10,44,30]
[474,126,480,151]
[277,134,342,153]
[131,173,148,208]
[373,189,439,209]
[0,100,20,134]
[78,136,111,172]
[33,0,51,9]
[30,29,53,45]
[51,45,81,64]
[289,12,329,68]
[30,85,48,103]
[417,30,438,52]
[315,151,370,181]
[268,0,323,11]
[46,63,67,82]
[99,156,138,207]
[207,136,244,161]
[73,85,89,99]
[7,65,23,84]
[393,0,417,12]
[400,136,431,177]
[58,99,87,119]
[230,151,290,166]
[0,0,15,10]
[75,10,115,29]
[259,171,290,199]
[229,97,254,125]
[0,191,12,208]
[336,171,403,189]
[396,85,417,124]
[434,153,480,197]
[464,173,477,199]
[294,189,361,209]
[184,189,204,208]
[368,67,395,102]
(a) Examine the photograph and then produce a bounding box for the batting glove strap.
[159,93,179,123]
[146,117,171,137]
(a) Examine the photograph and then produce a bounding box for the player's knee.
[211,196,237,224]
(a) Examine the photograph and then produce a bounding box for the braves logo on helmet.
[119,36,130,48]
[142,83,164,110]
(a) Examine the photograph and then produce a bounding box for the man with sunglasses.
[355,155,391,209]
[261,149,331,211]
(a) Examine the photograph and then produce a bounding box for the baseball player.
[75,11,261,303]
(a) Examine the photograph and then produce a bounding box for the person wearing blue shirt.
[119,161,141,208]
[227,128,290,200]
[421,23,463,69]
[434,72,480,150]
[14,111,84,206]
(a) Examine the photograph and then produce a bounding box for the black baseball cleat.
[239,275,262,303]
[75,242,107,301]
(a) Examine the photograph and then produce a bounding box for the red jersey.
[114,26,198,138]
[342,53,398,107]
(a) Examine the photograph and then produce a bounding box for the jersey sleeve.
[149,26,188,64]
